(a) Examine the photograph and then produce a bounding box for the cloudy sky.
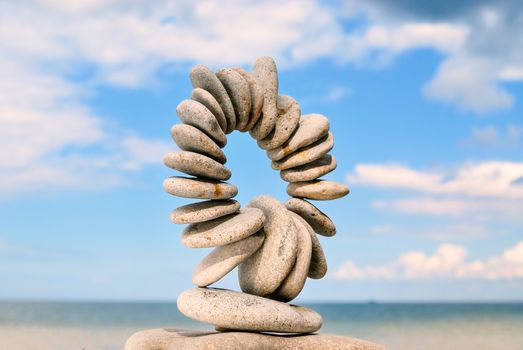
[1,0,522,301]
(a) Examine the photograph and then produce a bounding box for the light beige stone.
[271,212,312,302]
[125,328,388,350]
[258,95,300,150]
[250,57,278,140]
[176,99,227,147]
[302,218,327,279]
[191,88,227,132]
[285,198,336,237]
[169,199,240,224]
[239,195,298,296]
[164,151,231,180]
[287,180,350,200]
[281,154,337,182]
[182,208,265,248]
[267,114,329,161]
[233,67,263,132]
[177,288,322,333]
[170,124,226,164]
[272,132,334,170]
[217,68,251,131]
[163,176,237,200]
[189,64,235,133]
[192,231,264,287]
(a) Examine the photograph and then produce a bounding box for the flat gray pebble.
[217,68,251,131]
[163,176,237,200]
[250,57,278,140]
[182,208,265,248]
[169,199,240,224]
[287,180,349,200]
[176,99,227,147]
[272,132,334,170]
[164,151,231,180]
[285,198,336,237]
[191,88,227,132]
[280,154,337,182]
[170,124,226,164]
[233,67,263,132]
[258,95,300,150]
[298,217,327,279]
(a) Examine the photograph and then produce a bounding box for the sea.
[0,302,522,349]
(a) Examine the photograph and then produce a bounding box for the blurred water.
[1,302,522,349]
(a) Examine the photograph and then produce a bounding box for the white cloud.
[333,241,523,281]
[348,161,523,198]
[369,222,490,241]
[463,124,522,148]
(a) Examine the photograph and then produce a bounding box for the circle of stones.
[163,56,349,334]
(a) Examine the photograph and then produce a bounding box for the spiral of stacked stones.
[163,56,349,334]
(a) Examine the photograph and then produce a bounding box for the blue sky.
[1,0,522,301]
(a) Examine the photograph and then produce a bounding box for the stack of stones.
[163,56,349,334]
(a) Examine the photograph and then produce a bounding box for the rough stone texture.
[125,329,387,350]
[192,231,265,287]
[233,67,263,132]
[170,124,226,164]
[163,176,237,200]
[191,88,227,132]
[271,213,312,302]
[258,95,301,150]
[267,114,330,161]
[285,198,336,237]
[280,154,337,182]
[287,180,350,201]
[298,216,328,279]
[272,132,334,171]
[250,57,279,140]
[177,288,322,333]
[164,151,231,180]
[189,64,235,133]
[239,196,298,296]
[176,99,227,147]
[169,199,240,224]
[217,68,251,131]
[182,208,265,248]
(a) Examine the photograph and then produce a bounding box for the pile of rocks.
[161,56,349,334]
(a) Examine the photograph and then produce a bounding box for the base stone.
[125,328,387,350]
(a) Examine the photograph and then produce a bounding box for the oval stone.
[164,151,231,180]
[177,288,322,333]
[163,176,237,200]
[189,64,235,133]
[182,208,265,248]
[250,57,278,140]
[271,212,312,302]
[233,67,263,132]
[299,218,327,279]
[176,99,227,147]
[239,196,298,296]
[258,95,300,150]
[280,154,337,182]
[191,88,227,132]
[272,132,334,171]
[170,124,226,164]
[192,231,264,287]
[169,199,240,224]
[285,198,336,237]
[287,180,350,200]
[217,68,251,131]
[267,114,329,161]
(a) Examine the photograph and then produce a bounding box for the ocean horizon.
[1,301,522,349]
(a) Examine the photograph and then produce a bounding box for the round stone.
[267,114,330,161]
[189,64,235,133]
[177,288,322,333]
[287,180,350,200]
[239,196,298,297]
[272,132,334,171]
[258,95,300,150]
[170,124,226,164]
[191,88,227,132]
[271,212,312,302]
[169,199,240,224]
[280,154,337,182]
[176,99,227,147]
[250,57,278,140]
[285,198,336,237]
[233,67,263,132]
[217,68,251,131]
[192,231,265,287]
[182,208,265,248]
[164,151,231,180]
[163,176,237,200]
